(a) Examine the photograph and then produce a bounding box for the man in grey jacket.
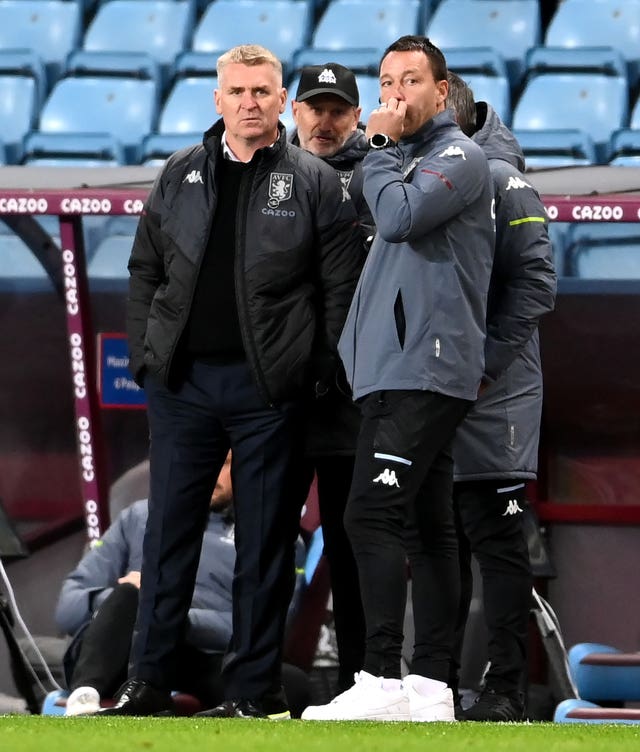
[57,454,310,718]
[303,36,495,722]
[446,72,557,721]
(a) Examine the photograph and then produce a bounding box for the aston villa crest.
[268,173,293,208]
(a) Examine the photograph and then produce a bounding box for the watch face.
[370,134,389,148]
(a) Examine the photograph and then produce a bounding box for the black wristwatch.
[368,133,396,150]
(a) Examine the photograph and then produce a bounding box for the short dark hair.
[446,71,477,137]
[380,35,447,82]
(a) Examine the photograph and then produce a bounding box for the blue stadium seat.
[0,49,48,107]
[82,0,195,88]
[0,234,55,292]
[0,0,82,90]
[608,129,640,166]
[525,45,627,86]
[310,0,421,56]
[513,129,597,168]
[141,132,202,165]
[66,50,161,90]
[511,73,628,164]
[157,77,218,134]
[36,76,157,163]
[456,72,510,126]
[23,131,125,165]
[87,234,135,289]
[190,0,314,79]
[427,0,541,88]
[545,0,640,88]
[631,96,640,130]
[564,223,640,279]
[0,75,38,164]
[291,47,380,76]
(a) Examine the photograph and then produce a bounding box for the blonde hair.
[217,45,283,84]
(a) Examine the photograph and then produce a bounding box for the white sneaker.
[65,686,101,716]
[301,670,410,721]
[403,674,456,722]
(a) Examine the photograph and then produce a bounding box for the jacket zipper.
[234,163,274,407]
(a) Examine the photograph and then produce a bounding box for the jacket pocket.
[393,289,406,349]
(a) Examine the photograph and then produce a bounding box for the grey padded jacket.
[453,103,557,481]
[339,109,495,402]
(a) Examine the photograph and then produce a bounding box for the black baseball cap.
[295,63,359,106]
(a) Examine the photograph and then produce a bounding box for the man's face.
[379,50,447,137]
[292,94,360,157]
[210,452,232,511]
[215,62,286,146]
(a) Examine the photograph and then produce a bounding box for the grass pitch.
[2,716,640,752]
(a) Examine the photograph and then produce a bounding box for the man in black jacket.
[101,44,362,719]
[288,63,370,694]
[446,72,556,721]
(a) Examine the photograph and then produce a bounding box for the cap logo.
[318,68,337,85]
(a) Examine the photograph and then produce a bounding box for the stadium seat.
[23,132,126,165]
[0,0,82,91]
[631,96,640,130]
[66,50,161,91]
[545,0,640,88]
[190,0,314,80]
[0,234,55,292]
[511,73,628,164]
[36,76,158,164]
[157,76,218,134]
[291,47,380,76]
[0,74,39,164]
[87,234,135,290]
[426,0,541,88]
[564,223,640,279]
[82,0,195,88]
[608,129,640,166]
[456,72,510,126]
[310,0,421,57]
[525,45,627,82]
[513,129,597,168]
[0,49,48,107]
[141,132,202,165]
[555,698,640,725]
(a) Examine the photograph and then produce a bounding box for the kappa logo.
[502,499,524,516]
[439,145,466,160]
[183,170,204,184]
[506,176,532,191]
[373,468,400,487]
[267,172,293,208]
[318,68,337,85]
[336,169,354,202]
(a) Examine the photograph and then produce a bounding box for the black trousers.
[344,390,471,682]
[132,361,304,700]
[451,480,532,694]
[296,455,366,691]
[68,583,311,716]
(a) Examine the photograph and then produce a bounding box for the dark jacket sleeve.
[126,171,168,385]
[312,161,364,382]
[483,168,557,381]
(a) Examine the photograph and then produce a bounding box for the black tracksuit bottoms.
[344,389,472,683]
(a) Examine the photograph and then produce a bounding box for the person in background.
[302,36,495,722]
[103,43,362,719]
[445,71,557,721]
[289,62,371,694]
[57,454,311,718]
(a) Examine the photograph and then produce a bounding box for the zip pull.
[434,338,441,358]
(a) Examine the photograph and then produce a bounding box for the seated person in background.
[55,453,310,717]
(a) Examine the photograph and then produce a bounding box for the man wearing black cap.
[289,63,372,695]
